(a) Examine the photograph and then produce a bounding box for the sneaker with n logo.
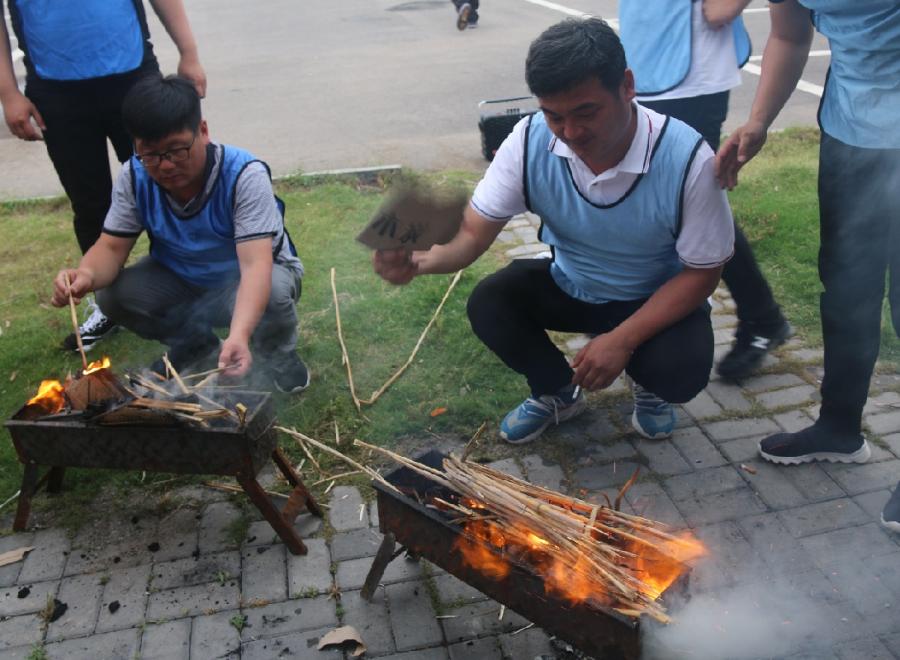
[717,318,792,382]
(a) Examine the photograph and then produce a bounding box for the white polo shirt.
[471,103,734,269]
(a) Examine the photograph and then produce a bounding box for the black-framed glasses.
[136,134,196,167]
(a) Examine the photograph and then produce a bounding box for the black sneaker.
[61,298,118,352]
[272,354,311,394]
[717,318,792,382]
[759,423,871,465]
[882,484,900,533]
[150,335,220,379]
[456,2,471,30]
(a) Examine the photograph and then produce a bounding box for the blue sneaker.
[631,383,675,439]
[500,387,586,445]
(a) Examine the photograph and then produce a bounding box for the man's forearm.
[0,19,20,102]
[414,205,504,275]
[229,262,271,343]
[79,239,133,290]
[147,0,200,58]
[748,2,814,129]
[702,0,753,28]
[610,267,722,352]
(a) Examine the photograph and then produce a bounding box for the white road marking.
[749,49,831,62]
[520,0,620,28]
[742,62,824,97]
[521,0,824,98]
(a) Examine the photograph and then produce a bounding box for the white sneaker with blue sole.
[631,382,675,439]
[500,386,586,445]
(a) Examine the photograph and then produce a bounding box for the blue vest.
[619,0,751,96]
[796,0,900,148]
[10,0,148,81]
[132,146,267,288]
[524,113,704,304]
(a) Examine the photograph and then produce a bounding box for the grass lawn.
[0,129,896,530]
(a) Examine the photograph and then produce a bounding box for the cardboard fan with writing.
[357,183,466,251]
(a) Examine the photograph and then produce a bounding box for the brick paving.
[1,211,898,659]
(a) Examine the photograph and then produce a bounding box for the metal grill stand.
[5,392,322,555]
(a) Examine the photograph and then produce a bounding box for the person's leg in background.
[450,0,477,30]
[641,92,790,382]
[29,78,138,351]
[758,135,898,467]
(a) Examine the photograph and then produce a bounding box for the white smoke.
[643,579,826,660]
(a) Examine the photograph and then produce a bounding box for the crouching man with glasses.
[50,75,310,393]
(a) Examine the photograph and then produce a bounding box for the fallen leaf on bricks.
[318,625,367,657]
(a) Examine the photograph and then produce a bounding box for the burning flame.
[25,356,113,415]
[83,356,111,375]
[452,513,706,611]
[26,380,66,415]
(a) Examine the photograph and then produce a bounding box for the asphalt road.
[0,0,830,200]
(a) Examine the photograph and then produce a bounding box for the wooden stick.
[331,268,362,411]
[183,364,239,381]
[63,273,88,371]
[162,353,190,395]
[194,392,239,422]
[294,435,321,473]
[202,481,288,499]
[130,397,203,413]
[129,373,171,397]
[462,421,487,460]
[311,470,363,486]
[276,426,397,493]
[360,270,463,405]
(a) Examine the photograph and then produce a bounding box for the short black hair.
[122,74,201,142]
[525,18,626,98]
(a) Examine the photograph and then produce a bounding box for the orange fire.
[452,513,706,611]
[26,380,66,415]
[83,356,111,375]
[25,356,113,415]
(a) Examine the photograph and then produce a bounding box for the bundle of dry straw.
[274,427,704,623]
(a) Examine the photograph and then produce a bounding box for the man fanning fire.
[373,18,734,444]
[50,74,310,393]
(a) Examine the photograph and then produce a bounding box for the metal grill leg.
[361,532,396,602]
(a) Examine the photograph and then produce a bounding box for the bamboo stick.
[194,392,240,423]
[275,427,397,493]
[128,373,171,397]
[162,354,190,395]
[130,397,203,413]
[359,270,463,405]
[63,273,88,372]
[330,268,362,411]
[312,470,362,486]
[293,435,321,473]
[202,481,287,499]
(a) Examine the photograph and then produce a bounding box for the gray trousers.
[97,256,302,360]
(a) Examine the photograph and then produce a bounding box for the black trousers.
[26,71,153,254]
[641,92,782,328]
[817,133,900,434]
[466,259,713,402]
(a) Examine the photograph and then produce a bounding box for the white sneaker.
[61,297,117,352]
